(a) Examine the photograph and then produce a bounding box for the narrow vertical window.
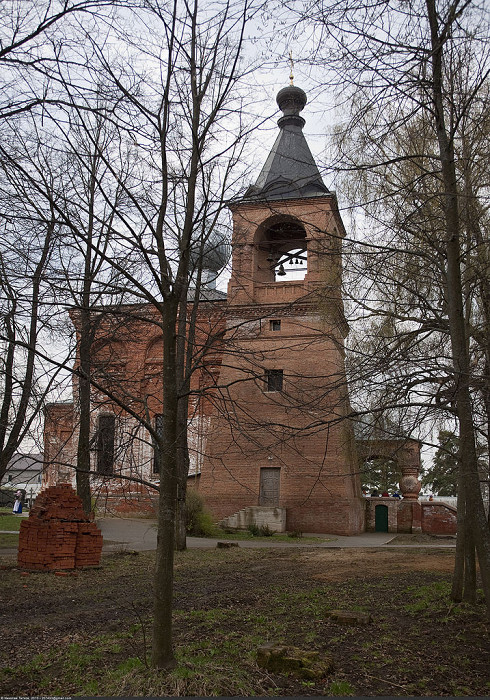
[265,369,283,392]
[270,319,281,331]
[153,414,163,474]
[96,414,115,475]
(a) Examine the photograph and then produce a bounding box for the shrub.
[185,490,217,537]
[248,523,275,537]
[247,523,261,537]
[258,524,275,537]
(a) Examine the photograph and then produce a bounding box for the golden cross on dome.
[288,51,294,85]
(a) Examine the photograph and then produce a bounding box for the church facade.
[43,85,445,536]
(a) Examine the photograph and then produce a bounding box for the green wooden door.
[375,504,389,532]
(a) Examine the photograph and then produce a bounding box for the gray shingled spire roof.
[244,85,329,201]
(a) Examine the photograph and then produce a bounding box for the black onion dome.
[276,85,307,119]
[242,84,329,201]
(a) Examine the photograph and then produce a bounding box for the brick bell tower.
[198,84,365,535]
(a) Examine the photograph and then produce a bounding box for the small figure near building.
[12,489,23,514]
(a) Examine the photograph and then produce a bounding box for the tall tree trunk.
[152,297,179,669]
[485,367,490,527]
[76,307,92,515]
[452,467,465,602]
[175,395,189,551]
[426,0,490,616]
[175,474,188,550]
[174,291,190,552]
[461,119,490,530]
[463,527,477,604]
[453,460,478,603]
[74,145,101,515]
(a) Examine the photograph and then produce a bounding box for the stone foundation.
[221,506,287,532]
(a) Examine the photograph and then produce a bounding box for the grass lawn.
[0,546,487,697]
[0,511,24,531]
[0,508,25,547]
[0,533,19,547]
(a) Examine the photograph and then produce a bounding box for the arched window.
[96,414,115,475]
[145,336,164,363]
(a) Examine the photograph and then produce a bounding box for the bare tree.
[0,0,118,121]
[27,0,259,668]
[0,139,67,483]
[0,1,141,492]
[289,0,490,612]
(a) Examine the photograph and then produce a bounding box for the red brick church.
[43,84,454,536]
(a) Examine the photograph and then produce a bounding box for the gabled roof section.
[244,85,329,201]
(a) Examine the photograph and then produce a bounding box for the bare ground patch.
[308,547,456,581]
[0,546,488,697]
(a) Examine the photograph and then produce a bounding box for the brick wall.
[42,302,226,512]
[396,500,416,533]
[198,197,365,536]
[365,497,398,532]
[421,502,457,535]
[365,497,458,535]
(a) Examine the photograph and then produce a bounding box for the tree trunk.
[426,0,490,616]
[452,468,465,602]
[453,461,478,604]
[151,297,179,669]
[175,334,191,552]
[175,480,187,551]
[463,528,477,604]
[174,302,190,552]
[175,386,189,551]
[76,307,92,515]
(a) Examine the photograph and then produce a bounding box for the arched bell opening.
[254,217,307,282]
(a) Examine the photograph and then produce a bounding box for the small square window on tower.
[270,319,281,331]
[265,369,283,392]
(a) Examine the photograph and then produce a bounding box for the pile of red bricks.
[18,484,103,571]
